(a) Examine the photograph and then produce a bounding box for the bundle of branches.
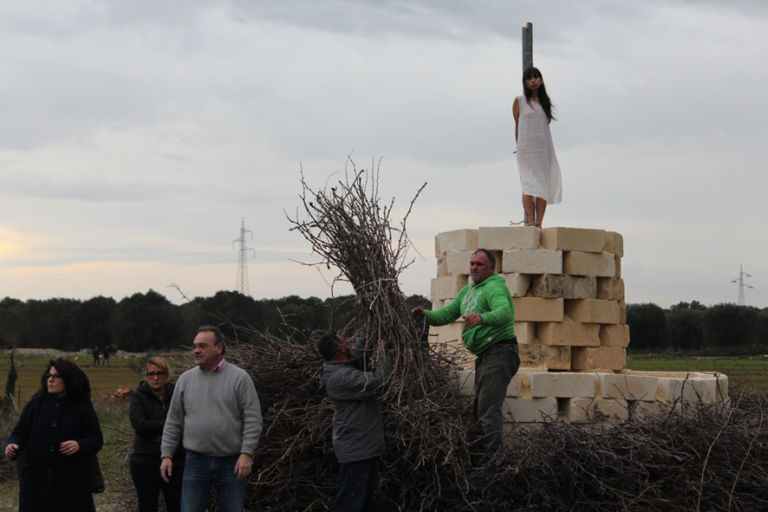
[227,326,475,511]
[284,160,474,508]
[468,394,768,511]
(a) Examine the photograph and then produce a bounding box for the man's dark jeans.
[474,340,520,453]
[333,457,381,512]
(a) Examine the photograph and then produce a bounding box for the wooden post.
[521,22,534,225]
[522,22,533,71]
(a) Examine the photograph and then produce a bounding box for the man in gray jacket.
[160,325,262,512]
[318,331,392,512]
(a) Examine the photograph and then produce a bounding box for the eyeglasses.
[44,373,63,381]
[146,371,167,377]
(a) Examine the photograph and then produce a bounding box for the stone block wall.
[430,226,628,372]
[452,369,729,425]
[430,225,729,425]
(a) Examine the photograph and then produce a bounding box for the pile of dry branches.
[220,162,768,510]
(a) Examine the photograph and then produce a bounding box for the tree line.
[0,291,431,352]
[2,292,766,354]
[627,301,768,354]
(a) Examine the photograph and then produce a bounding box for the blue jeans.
[474,340,520,453]
[181,452,248,512]
[130,463,183,512]
[333,458,381,512]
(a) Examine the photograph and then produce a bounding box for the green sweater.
[425,273,516,355]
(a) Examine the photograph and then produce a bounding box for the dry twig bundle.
[285,160,474,509]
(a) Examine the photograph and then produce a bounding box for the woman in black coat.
[129,356,184,512]
[5,359,103,512]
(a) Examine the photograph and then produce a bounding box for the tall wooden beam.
[522,22,533,71]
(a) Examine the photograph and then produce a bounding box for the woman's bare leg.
[534,198,548,227]
[522,195,535,226]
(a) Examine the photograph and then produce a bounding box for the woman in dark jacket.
[5,359,103,512]
[129,356,184,512]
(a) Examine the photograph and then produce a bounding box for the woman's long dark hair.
[39,359,91,400]
[523,67,555,122]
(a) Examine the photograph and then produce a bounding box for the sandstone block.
[514,297,564,322]
[599,324,630,347]
[530,274,596,299]
[431,299,451,310]
[540,227,606,253]
[430,275,468,300]
[504,273,531,297]
[656,375,719,403]
[537,315,600,346]
[567,397,629,424]
[599,373,657,401]
[502,249,563,274]
[428,323,463,344]
[565,299,620,324]
[615,255,622,278]
[435,229,478,256]
[619,300,626,323]
[596,277,625,301]
[530,372,596,398]
[504,397,558,422]
[571,346,626,371]
[514,321,535,344]
[634,400,674,419]
[445,251,475,274]
[478,226,540,250]
[503,372,527,398]
[564,251,616,277]
[520,344,570,370]
[604,231,624,257]
[454,370,474,397]
[436,254,448,276]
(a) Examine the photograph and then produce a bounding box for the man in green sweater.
[411,249,520,455]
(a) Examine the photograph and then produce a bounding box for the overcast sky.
[1,0,767,308]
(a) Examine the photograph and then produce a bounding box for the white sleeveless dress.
[516,95,562,204]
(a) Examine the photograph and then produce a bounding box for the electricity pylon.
[233,218,255,296]
[731,264,753,306]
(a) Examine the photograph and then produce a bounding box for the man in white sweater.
[160,325,262,512]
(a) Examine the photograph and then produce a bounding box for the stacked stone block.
[430,226,628,372]
[452,369,729,425]
[431,225,728,424]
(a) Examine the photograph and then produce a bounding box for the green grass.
[627,353,768,394]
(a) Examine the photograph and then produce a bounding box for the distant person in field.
[102,345,111,366]
[160,325,262,512]
[130,357,184,512]
[92,346,100,366]
[318,331,392,512]
[411,249,519,456]
[5,359,104,511]
[513,66,562,228]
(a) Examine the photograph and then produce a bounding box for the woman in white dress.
[513,67,562,228]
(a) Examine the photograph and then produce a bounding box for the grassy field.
[1,351,767,511]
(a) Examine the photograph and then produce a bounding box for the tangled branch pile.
[286,161,474,509]
[219,162,768,510]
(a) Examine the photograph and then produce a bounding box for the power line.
[731,264,753,306]
[233,218,255,296]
